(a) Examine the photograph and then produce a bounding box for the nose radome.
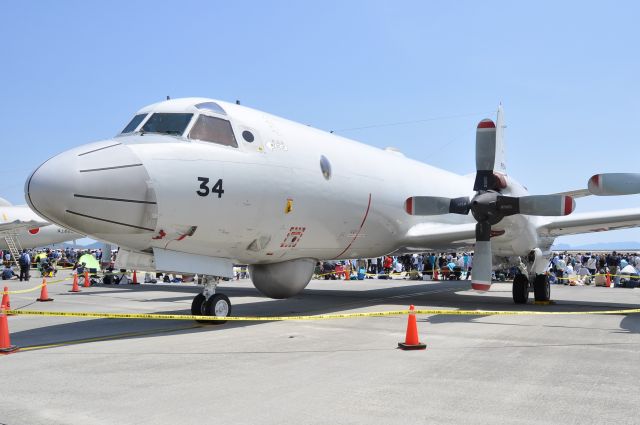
[26,140,158,239]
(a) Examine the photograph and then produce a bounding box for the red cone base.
[398,305,426,350]
[37,279,53,302]
[0,308,18,354]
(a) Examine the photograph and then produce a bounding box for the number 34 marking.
[196,177,224,198]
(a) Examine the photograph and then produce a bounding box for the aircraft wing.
[0,219,49,233]
[400,222,476,251]
[551,189,591,199]
[537,208,640,237]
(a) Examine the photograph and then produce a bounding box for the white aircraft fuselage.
[25,98,540,265]
[26,98,640,308]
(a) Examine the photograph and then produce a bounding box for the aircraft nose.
[26,140,158,238]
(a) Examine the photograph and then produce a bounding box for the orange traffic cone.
[0,305,18,354]
[83,270,90,288]
[69,273,81,293]
[433,269,438,281]
[1,286,10,310]
[132,270,138,284]
[398,305,426,350]
[344,269,350,281]
[37,278,53,302]
[606,273,612,288]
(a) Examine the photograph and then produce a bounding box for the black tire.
[512,274,529,304]
[191,293,208,323]
[533,274,550,302]
[203,294,231,325]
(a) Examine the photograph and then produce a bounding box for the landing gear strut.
[512,273,529,304]
[191,276,231,324]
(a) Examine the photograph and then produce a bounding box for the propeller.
[405,118,575,291]
[588,173,640,196]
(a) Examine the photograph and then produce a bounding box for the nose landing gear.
[191,276,231,324]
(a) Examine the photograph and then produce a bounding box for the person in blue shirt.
[2,266,16,280]
[18,249,30,281]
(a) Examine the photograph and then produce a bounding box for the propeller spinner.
[406,118,575,291]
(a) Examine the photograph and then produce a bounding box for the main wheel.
[512,274,529,304]
[191,293,208,323]
[203,294,231,325]
[533,274,550,302]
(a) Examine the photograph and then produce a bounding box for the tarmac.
[1,271,640,425]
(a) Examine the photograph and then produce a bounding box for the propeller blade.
[496,195,574,216]
[588,173,640,196]
[405,196,470,216]
[471,221,492,291]
[473,119,497,191]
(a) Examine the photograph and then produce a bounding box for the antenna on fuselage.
[236,100,241,105]
[166,95,171,100]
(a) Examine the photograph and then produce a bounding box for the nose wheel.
[191,276,232,325]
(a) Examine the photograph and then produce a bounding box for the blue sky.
[1,1,639,246]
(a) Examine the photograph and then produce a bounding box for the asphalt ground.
[1,271,640,425]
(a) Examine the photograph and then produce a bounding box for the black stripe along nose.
[25,140,158,241]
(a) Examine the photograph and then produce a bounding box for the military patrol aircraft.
[0,197,83,251]
[24,98,640,322]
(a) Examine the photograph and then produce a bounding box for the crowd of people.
[317,251,640,288]
[549,251,640,288]
[317,253,473,281]
[4,246,640,289]
[1,247,110,281]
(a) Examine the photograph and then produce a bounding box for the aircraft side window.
[242,130,254,143]
[121,113,147,134]
[189,115,238,148]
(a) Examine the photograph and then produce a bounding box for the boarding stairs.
[2,232,23,268]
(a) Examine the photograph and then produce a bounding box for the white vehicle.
[0,197,83,250]
[24,98,640,321]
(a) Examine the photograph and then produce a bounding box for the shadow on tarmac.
[8,279,640,350]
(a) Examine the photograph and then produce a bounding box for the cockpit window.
[121,114,147,134]
[141,113,193,135]
[195,102,226,115]
[188,115,238,148]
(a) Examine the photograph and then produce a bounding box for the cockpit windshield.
[140,113,193,136]
[121,114,147,134]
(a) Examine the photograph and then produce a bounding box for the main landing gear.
[512,273,551,304]
[191,276,231,324]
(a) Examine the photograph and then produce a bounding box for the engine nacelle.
[248,258,316,299]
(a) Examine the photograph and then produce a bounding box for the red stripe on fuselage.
[332,193,372,260]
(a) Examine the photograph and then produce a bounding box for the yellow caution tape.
[2,276,73,295]
[4,307,640,321]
